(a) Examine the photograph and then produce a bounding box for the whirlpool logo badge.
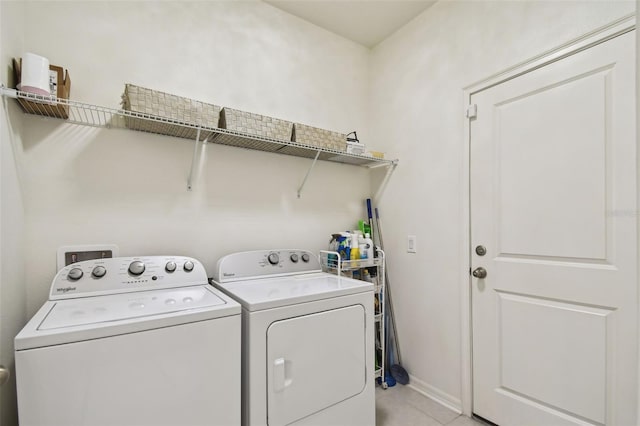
[223,273,235,277]
[57,286,77,293]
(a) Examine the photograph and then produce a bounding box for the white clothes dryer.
[15,256,241,426]
[211,249,375,426]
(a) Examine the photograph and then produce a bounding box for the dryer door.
[267,305,366,425]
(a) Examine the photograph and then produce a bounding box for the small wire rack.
[319,249,388,387]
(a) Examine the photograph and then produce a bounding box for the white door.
[470,30,636,425]
[267,305,366,426]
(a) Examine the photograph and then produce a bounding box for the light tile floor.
[376,384,487,426]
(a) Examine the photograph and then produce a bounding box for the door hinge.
[466,104,477,119]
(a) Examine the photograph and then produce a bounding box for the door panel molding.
[459,14,636,418]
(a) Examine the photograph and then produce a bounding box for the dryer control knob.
[92,266,106,278]
[183,260,194,272]
[301,253,310,263]
[68,267,83,281]
[290,253,299,263]
[165,261,177,273]
[128,261,145,276]
[268,253,279,265]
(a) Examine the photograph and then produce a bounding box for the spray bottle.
[350,233,360,265]
[337,232,351,261]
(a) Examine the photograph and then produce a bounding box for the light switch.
[407,235,417,253]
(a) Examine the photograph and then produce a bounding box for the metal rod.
[297,150,321,198]
[373,162,398,204]
[0,86,18,99]
[368,160,394,169]
[378,248,387,387]
[187,128,202,191]
[375,208,402,366]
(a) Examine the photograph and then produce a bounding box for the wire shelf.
[1,87,397,168]
[319,250,382,272]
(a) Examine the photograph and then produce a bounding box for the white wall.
[369,0,635,410]
[6,0,637,422]
[18,1,374,316]
[0,1,26,425]
[637,0,640,417]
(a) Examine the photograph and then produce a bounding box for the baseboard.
[407,374,463,415]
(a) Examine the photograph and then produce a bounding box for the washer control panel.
[50,256,207,300]
[213,249,321,283]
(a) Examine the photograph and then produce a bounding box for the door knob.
[472,267,487,279]
[0,365,9,386]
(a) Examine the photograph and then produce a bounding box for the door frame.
[459,14,637,417]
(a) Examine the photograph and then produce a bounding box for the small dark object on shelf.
[346,130,359,143]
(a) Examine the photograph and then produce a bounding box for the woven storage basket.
[292,123,347,152]
[219,107,293,141]
[121,84,221,139]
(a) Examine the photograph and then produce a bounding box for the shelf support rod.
[297,150,321,198]
[0,86,18,99]
[372,161,398,203]
[187,128,203,191]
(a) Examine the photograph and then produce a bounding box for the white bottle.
[359,235,368,260]
[363,233,374,260]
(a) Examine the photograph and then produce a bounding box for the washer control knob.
[290,253,299,263]
[68,268,83,281]
[301,253,310,263]
[128,261,145,276]
[165,261,177,273]
[268,253,280,265]
[183,260,194,272]
[92,266,106,278]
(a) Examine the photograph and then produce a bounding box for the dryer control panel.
[50,256,207,300]
[213,249,321,283]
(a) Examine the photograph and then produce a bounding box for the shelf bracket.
[187,127,203,191]
[372,161,398,202]
[297,150,321,198]
[0,86,18,99]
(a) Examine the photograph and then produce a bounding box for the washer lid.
[40,286,225,330]
[213,272,373,311]
[15,285,240,350]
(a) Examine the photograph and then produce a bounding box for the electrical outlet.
[407,235,417,253]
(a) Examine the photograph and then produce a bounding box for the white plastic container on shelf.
[18,52,50,96]
[363,233,374,260]
[359,235,368,260]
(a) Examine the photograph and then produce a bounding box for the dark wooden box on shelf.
[12,58,71,119]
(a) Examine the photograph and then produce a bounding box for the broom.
[374,206,409,385]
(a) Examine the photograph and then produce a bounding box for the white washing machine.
[15,255,241,426]
[211,249,375,426]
